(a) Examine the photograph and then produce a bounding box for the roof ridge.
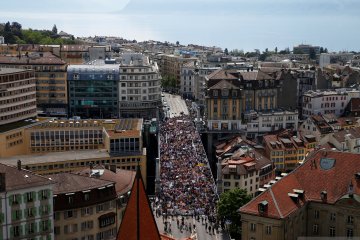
[269,188,283,218]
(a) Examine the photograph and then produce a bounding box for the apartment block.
[244,110,298,139]
[205,69,282,131]
[0,53,68,116]
[51,173,117,240]
[0,68,37,125]
[302,89,360,119]
[217,142,274,196]
[118,53,162,118]
[263,130,317,171]
[0,162,54,240]
[239,150,360,240]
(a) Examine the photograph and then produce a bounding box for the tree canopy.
[217,188,252,239]
[0,21,75,45]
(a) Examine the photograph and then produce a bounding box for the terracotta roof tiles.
[240,150,360,219]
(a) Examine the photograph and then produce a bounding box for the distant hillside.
[0,21,76,45]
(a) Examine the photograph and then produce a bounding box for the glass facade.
[68,65,119,118]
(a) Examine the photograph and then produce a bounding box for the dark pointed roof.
[117,166,160,240]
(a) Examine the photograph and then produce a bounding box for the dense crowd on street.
[157,115,218,219]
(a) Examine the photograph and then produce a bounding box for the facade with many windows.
[67,61,119,119]
[239,150,360,240]
[0,53,68,116]
[0,68,37,125]
[263,130,317,171]
[118,53,162,118]
[51,173,117,240]
[0,162,54,240]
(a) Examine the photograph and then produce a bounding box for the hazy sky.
[1,0,359,52]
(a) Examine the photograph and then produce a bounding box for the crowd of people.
[157,115,218,218]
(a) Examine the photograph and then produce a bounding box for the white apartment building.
[180,61,219,103]
[302,89,360,119]
[0,162,54,240]
[245,110,298,138]
[118,53,162,118]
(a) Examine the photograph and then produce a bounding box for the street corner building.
[239,150,360,239]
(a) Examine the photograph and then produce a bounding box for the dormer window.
[222,89,229,97]
[258,200,268,213]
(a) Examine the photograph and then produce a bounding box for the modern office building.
[118,53,162,118]
[0,119,148,185]
[0,162,54,240]
[67,60,120,119]
[52,173,117,240]
[0,52,68,116]
[239,150,360,240]
[0,68,37,125]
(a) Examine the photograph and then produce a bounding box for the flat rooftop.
[0,148,146,166]
[0,149,111,165]
[0,68,31,75]
[0,118,39,133]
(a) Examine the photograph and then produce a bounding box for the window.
[314,210,319,219]
[313,224,319,234]
[40,189,49,200]
[84,193,90,201]
[28,222,35,234]
[329,227,335,237]
[266,226,272,235]
[224,182,230,187]
[330,213,336,221]
[250,223,256,232]
[64,210,74,219]
[54,226,60,235]
[13,226,20,237]
[347,215,354,224]
[26,192,34,202]
[347,228,354,238]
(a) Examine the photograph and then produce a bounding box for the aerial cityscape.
[1,1,360,240]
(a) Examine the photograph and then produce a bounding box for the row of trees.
[226,46,329,60]
[0,21,76,45]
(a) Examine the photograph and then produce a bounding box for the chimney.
[110,165,117,173]
[320,191,327,201]
[0,173,5,192]
[17,160,22,170]
[348,182,354,198]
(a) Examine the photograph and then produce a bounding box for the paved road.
[153,212,230,240]
[162,93,189,118]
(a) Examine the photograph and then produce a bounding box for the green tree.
[224,48,229,55]
[275,47,278,54]
[176,41,179,45]
[217,188,252,239]
[309,48,316,60]
[52,24,58,34]
[320,47,324,53]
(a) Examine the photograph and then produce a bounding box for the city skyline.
[1,0,360,52]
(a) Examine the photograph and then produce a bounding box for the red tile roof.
[239,150,360,219]
[117,167,160,240]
